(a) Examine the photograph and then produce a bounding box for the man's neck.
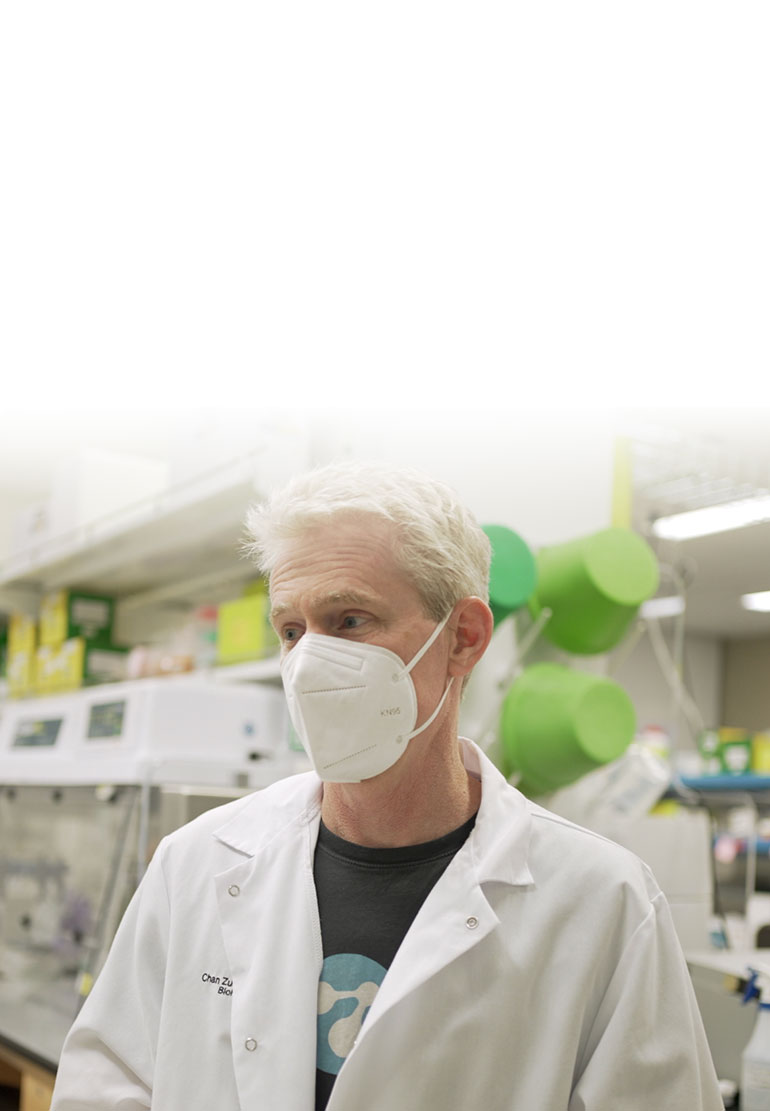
[319,733,481,848]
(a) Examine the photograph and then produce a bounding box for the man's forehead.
[266,515,424,622]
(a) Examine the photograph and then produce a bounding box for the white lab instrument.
[0,677,290,787]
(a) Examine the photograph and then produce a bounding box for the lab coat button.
[466,915,479,929]
[245,1038,258,1052]
[228,885,241,897]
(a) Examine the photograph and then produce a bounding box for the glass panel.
[0,784,140,1024]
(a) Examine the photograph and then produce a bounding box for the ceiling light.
[651,494,770,541]
[742,590,770,613]
[640,595,685,619]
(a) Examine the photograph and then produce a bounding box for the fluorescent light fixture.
[742,590,770,613]
[651,494,770,541]
[640,595,685,619]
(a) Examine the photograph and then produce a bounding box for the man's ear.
[447,597,494,679]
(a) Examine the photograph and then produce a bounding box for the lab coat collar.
[212,738,534,889]
[212,770,322,858]
[460,738,534,888]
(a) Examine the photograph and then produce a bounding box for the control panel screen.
[13,718,63,747]
[87,700,126,740]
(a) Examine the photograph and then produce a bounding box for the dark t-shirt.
[313,813,476,1111]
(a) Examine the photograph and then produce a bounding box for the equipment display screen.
[87,700,126,740]
[13,718,63,747]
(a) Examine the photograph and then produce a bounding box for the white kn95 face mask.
[280,614,454,783]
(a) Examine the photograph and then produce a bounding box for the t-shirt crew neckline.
[315,811,478,869]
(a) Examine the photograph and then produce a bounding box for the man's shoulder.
[525,798,660,897]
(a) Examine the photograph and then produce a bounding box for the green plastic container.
[529,528,659,655]
[482,524,537,627]
[500,662,636,796]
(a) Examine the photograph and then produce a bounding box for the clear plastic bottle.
[742,968,770,1110]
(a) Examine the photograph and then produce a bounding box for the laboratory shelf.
[677,775,770,793]
[716,838,770,857]
[0,436,303,621]
[0,460,259,606]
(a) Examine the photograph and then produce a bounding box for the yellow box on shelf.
[35,639,85,694]
[216,585,278,665]
[35,638,128,694]
[7,649,36,698]
[39,590,114,648]
[8,613,36,656]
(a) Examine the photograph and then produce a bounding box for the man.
[51,461,723,1110]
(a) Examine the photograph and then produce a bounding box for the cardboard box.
[84,643,129,685]
[39,590,114,647]
[7,648,36,698]
[8,613,36,656]
[719,727,752,775]
[216,589,278,665]
[35,638,128,694]
[697,729,721,775]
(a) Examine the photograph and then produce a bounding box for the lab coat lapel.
[207,744,533,1104]
[360,842,500,1037]
[213,784,323,1111]
[355,741,534,1041]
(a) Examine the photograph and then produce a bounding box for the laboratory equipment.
[0,675,298,1065]
[0,676,289,786]
[742,966,770,1109]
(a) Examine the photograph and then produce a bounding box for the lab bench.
[0,986,64,1110]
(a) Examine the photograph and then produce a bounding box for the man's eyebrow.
[270,591,378,620]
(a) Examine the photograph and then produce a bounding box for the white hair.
[243,461,491,621]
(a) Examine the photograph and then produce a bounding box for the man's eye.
[282,627,302,643]
[341,615,365,630]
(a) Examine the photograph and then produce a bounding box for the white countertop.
[686,948,770,980]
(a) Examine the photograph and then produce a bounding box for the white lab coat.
[51,740,722,1110]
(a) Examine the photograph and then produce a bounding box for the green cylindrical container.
[482,524,537,627]
[529,528,659,655]
[500,662,636,796]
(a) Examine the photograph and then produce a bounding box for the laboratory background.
[2,2,768,1108]
[0,405,769,1110]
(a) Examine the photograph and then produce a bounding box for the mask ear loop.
[403,676,454,742]
[396,609,453,679]
[394,609,455,743]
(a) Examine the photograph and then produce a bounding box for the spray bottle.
[741,965,770,1110]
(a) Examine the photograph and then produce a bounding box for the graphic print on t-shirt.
[316,953,387,1075]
